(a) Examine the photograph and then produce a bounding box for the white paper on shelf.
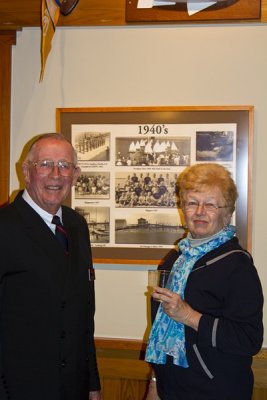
[187,2,217,15]
[137,0,217,15]
[137,0,176,7]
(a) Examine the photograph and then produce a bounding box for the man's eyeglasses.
[184,200,228,213]
[28,160,77,177]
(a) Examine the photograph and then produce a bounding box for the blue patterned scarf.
[145,225,236,368]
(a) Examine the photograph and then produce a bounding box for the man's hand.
[89,390,103,400]
[145,380,161,400]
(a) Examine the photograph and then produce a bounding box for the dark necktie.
[52,215,69,255]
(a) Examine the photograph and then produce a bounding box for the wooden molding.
[0,31,16,207]
[96,337,147,352]
[95,337,267,358]
[1,0,267,30]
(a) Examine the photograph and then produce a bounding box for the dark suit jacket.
[0,192,101,400]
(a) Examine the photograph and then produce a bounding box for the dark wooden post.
[0,31,16,206]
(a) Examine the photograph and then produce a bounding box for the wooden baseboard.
[95,338,267,391]
[95,337,146,352]
[96,337,267,358]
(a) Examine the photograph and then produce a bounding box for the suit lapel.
[14,193,70,268]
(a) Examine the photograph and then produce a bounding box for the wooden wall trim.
[0,31,16,207]
[95,337,147,352]
[1,0,267,29]
[95,337,267,357]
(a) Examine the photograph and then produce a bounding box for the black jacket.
[0,192,100,400]
[152,237,263,400]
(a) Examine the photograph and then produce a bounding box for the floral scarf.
[145,225,236,368]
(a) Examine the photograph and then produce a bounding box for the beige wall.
[11,25,267,345]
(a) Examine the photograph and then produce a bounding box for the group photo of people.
[115,172,178,208]
[74,172,110,199]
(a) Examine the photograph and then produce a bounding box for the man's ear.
[22,162,30,184]
[72,166,81,186]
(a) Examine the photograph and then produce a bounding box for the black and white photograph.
[69,119,237,253]
[75,206,110,244]
[73,131,110,161]
[115,136,190,166]
[115,171,178,208]
[74,171,110,199]
[115,211,184,245]
[196,130,234,161]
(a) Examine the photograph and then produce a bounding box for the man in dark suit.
[0,133,102,400]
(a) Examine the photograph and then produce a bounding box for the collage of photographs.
[71,123,236,249]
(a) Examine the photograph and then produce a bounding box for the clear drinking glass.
[148,269,170,289]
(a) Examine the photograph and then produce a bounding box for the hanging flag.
[40,0,62,82]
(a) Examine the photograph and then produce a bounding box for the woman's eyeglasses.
[184,200,228,213]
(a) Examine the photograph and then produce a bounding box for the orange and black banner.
[40,0,61,81]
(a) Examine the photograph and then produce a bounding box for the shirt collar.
[22,189,62,226]
[187,228,226,247]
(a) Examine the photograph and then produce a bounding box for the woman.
[145,163,263,400]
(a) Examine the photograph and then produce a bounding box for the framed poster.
[56,106,253,264]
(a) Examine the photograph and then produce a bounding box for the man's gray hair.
[25,133,77,164]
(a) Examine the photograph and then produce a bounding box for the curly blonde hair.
[177,163,238,214]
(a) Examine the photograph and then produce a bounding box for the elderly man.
[0,133,102,400]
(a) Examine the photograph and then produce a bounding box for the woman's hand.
[152,287,202,331]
